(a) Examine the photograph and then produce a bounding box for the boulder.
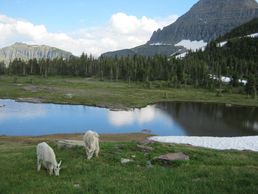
[56,140,84,149]
[141,129,152,134]
[154,152,189,162]
[121,158,134,164]
[137,144,154,152]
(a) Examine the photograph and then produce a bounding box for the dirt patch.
[16,98,44,103]
[23,85,57,93]
[0,133,153,144]
[23,85,39,93]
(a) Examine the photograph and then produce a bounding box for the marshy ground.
[0,76,257,109]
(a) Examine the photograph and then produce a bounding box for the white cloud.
[0,13,178,56]
[110,12,161,34]
[0,102,46,122]
[108,106,156,127]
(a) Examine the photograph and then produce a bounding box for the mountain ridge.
[216,17,258,42]
[0,42,73,65]
[102,0,258,57]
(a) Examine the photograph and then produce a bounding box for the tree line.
[0,38,257,98]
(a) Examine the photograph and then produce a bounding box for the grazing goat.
[83,130,100,160]
[36,142,62,176]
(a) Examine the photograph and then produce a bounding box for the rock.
[146,160,153,169]
[65,93,73,99]
[137,145,154,152]
[141,129,152,134]
[131,155,136,158]
[73,184,80,189]
[56,140,84,149]
[149,0,258,45]
[121,158,134,164]
[154,152,189,162]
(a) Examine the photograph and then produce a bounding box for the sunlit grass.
[0,141,258,194]
[0,75,257,108]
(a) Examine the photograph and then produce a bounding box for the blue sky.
[0,0,219,56]
[0,0,197,32]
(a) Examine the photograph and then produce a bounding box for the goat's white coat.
[83,130,100,160]
[36,142,61,176]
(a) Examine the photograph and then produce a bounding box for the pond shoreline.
[0,133,153,143]
[1,97,257,111]
[0,76,257,109]
[2,133,258,152]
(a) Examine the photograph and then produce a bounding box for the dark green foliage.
[0,62,5,75]
[245,74,258,99]
[217,17,258,42]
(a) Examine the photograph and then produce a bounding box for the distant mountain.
[102,0,258,57]
[0,43,73,65]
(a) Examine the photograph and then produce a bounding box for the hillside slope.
[216,17,258,42]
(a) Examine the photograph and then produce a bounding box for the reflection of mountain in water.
[156,102,258,137]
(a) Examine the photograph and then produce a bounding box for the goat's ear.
[94,132,99,138]
[58,160,62,167]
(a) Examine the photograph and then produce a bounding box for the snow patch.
[246,33,258,38]
[209,74,247,85]
[175,40,207,51]
[218,41,227,47]
[149,42,172,46]
[149,136,258,152]
[239,79,247,85]
[175,52,187,59]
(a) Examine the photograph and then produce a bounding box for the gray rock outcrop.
[102,0,258,57]
[0,42,73,66]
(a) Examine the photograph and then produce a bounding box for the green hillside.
[217,17,258,42]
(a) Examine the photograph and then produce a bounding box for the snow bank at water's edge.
[149,136,258,152]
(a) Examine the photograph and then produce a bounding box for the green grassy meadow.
[0,140,258,194]
[0,75,257,108]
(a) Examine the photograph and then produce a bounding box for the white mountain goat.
[83,130,100,160]
[36,142,62,176]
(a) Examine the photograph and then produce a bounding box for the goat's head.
[54,161,62,176]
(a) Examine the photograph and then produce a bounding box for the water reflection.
[245,121,258,132]
[0,99,257,137]
[0,100,46,122]
[108,106,155,126]
[156,102,258,136]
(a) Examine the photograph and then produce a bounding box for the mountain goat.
[36,142,62,176]
[83,130,100,160]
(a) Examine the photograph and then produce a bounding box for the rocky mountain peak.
[148,0,258,44]
[102,0,258,57]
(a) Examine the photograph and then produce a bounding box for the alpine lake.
[0,99,257,137]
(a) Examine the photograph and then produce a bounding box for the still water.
[0,99,257,137]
